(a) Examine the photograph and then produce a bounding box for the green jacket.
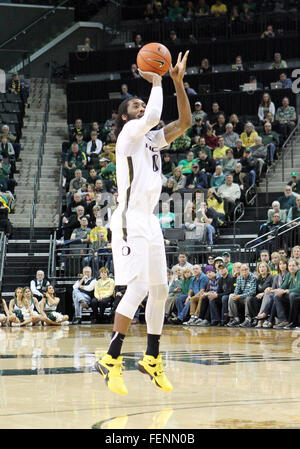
[281,270,300,295]
[260,130,279,147]
[182,278,192,295]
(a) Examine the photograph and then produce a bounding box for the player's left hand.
[169,50,189,83]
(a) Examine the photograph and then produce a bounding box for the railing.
[233,201,245,246]
[29,60,52,251]
[0,232,7,292]
[265,120,300,204]
[244,216,300,254]
[245,183,259,219]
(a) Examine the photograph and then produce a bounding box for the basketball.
[137,42,172,76]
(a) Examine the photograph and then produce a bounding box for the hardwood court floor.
[1,324,300,429]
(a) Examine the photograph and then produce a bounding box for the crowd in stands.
[0,72,28,238]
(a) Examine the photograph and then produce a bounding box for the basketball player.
[95,51,192,395]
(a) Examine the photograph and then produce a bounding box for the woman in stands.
[199,58,211,74]
[229,113,244,136]
[241,122,258,148]
[169,166,186,191]
[206,187,226,225]
[8,287,33,327]
[255,258,288,328]
[182,200,196,231]
[0,296,9,326]
[161,177,178,195]
[253,262,273,327]
[22,287,43,325]
[162,153,176,178]
[232,262,242,280]
[269,251,281,276]
[291,246,300,265]
[39,285,69,326]
[258,93,275,125]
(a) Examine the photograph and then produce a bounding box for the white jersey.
[116,126,167,215]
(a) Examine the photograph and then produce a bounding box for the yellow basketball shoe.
[94,353,128,396]
[137,353,173,392]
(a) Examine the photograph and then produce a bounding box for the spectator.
[39,285,69,326]
[68,169,86,203]
[213,137,230,162]
[162,153,175,178]
[183,82,197,96]
[218,174,241,216]
[30,270,50,300]
[185,1,195,20]
[197,150,216,178]
[288,172,300,197]
[210,0,227,17]
[167,30,181,45]
[169,166,186,190]
[193,137,213,158]
[229,113,244,135]
[189,116,206,144]
[60,216,91,250]
[130,63,140,80]
[182,201,196,231]
[278,72,292,89]
[261,24,275,39]
[103,110,118,131]
[72,267,97,324]
[153,2,167,21]
[213,263,235,326]
[0,155,16,194]
[75,132,87,155]
[223,123,239,149]
[240,148,258,185]
[9,72,30,105]
[207,102,224,127]
[83,37,94,51]
[120,84,133,100]
[213,114,226,137]
[278,185,296,212]
[260,122,279,163]
[168,1,184,21]
[275,97,296,137]
[273,258,300,329]
[267,201,287,223]
[165,267,183,319]
[86,131,103,167]
[70,119,87,142]
[206,187,226,223]
[171,264,208,324]
[93,267,115,323]
[90,121,101,139]
[233,139,246,159]
[249,75,263,90]
[227,264,257,327]
[199,58,212,74]
[195,0,209,17]
[240,3,254,22]
[287,196,300,226]
[269,52,288,70]
[196,202,218,245]
[185,162,208,191]
[192,101,207,124]
[258,93,275,124]
[241,122,258,148]
[94,179,106,194]
[171,132,191,153]
[64,143,87,183]
[210,165,225,188]
[162,177,178,194]
[0,125,21,161]
[99,157,116,192]
[252,262,274,327]
[65,192,87,219]
[84,229,111,277]
[291,246,300,264]
[221,148,237,175]
[233,55,247,71]
[172,253,193,273]
[196,266,219,326]
[157,202,175,229]
[86,167,101,185]
[269,251,281,275]
[0,135,16,174]
[178,150,196,174]
[205,126,219,150]
[102,145,116,164]
[144,3,154,21]
[134,34,143,47]
[232,162,246,192]
[251,136,269,169]
[61,205,85,240]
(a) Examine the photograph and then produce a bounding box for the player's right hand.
[138,69,162,84]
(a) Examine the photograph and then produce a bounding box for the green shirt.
[157,212,175,228]
[178,158,197,174]
[281,270,300,295]
[260,130,279,146]
[100,162,116,180]
[275,106,296,124]
[171,135,191,152]
[182,278,192,295]
[191,144,212,159]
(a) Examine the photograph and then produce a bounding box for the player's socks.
[145,333,160,358]
[107,331,125,359]
[137,352,173,392]
[94,353,128,396]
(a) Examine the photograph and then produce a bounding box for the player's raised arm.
[124,71,163,139]
[163,51,192,145]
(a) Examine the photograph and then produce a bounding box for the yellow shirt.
[206,196,225,215]
[90,226,108,242]
[241,131,258,148]
[213,145,229,160]
[211,3,227,16]
[94,277,115,299]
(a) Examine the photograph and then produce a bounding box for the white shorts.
[110,209,168,286]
